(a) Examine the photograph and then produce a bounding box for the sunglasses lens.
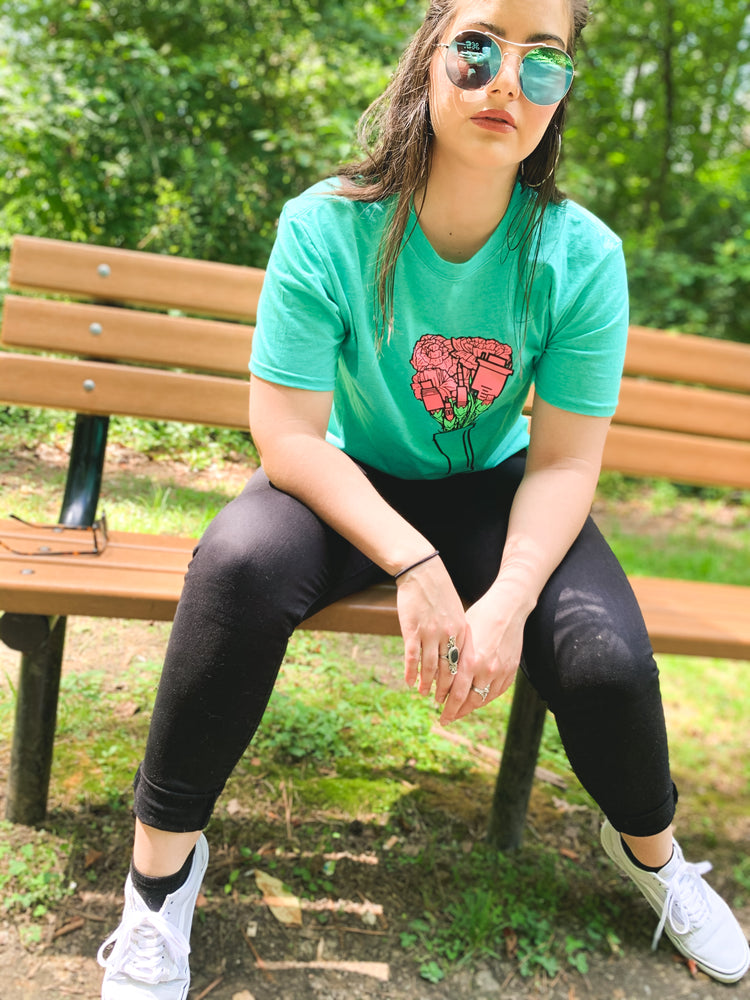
[520,47,574,105]
[445,31,501,90]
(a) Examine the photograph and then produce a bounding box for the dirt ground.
[0,450,748,1000]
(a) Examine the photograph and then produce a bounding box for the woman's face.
[429,0,570,178]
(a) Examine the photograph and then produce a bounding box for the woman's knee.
[535,583,659,703]
[555,635,658,714]
[181,487,334,632]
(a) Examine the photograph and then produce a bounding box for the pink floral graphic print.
[410,335,513,430]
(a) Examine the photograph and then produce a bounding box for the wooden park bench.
[1,235,749,843]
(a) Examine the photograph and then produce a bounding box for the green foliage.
[564,2,749,341]
[0,823,74,916]
[399,846,619,980]
[253,633,476,771]
[734,857,750,908]
[255,692,354,763]
[0,0,420,264]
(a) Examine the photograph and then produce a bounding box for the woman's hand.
[395,556,470,704]
[438,585,529,724]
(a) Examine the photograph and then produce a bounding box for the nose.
[490,51,522,99]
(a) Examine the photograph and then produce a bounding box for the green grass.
[0,823,75,946]
[0,404,257,478]
[601,519,750,584]
[595,472,750,585]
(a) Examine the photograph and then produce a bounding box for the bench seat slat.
[0,354,250,429]
[625,326,750,392]
[2,296,253,376]
[9,235,263,321]
[625,576,750,660]
[1,523,748,657]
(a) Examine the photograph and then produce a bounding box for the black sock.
[130,848,195,912]
[620,835,672,873]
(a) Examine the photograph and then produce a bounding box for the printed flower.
[450,336,512,371]
[410,334,513,429]
[410,335,460,377]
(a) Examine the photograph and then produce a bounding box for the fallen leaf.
[232,992,256,1000]
[254,870,302,927]
[559,847,580,861]
[113,700,140,719]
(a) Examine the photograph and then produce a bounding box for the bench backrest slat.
[9,235,264,321]
[0,355,249,429]
[2,295,253,376]
[617,377,750,441]
[624,326,750,392]
[603,425,750,489]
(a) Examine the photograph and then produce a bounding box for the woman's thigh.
[183,468,386,635]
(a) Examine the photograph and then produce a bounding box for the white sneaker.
[601,819,749,983]
[98,833,209,998]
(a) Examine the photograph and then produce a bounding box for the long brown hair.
[337,0,591,342]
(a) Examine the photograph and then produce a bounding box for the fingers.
[395,560,467,696]
[417,634,442,695]
[440,668,517,724]
[403,630,467,699]
[432,634,461,703]
[403,633,421,688]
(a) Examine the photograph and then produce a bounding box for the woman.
[98,0,750,994]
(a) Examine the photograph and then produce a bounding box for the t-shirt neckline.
[406,181,524,278]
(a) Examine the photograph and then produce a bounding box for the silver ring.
[440,635,459,675]
[471,684,491,702]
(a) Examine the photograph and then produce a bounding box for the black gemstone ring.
[440,635,460,674]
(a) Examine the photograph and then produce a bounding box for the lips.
[471,109,517,129]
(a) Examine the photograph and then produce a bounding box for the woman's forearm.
[490,460,600,615]
[259,430,434,576]
[484,398,612,619]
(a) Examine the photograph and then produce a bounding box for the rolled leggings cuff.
[132,764,221,832]
[607,782,678,838]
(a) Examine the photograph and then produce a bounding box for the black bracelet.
[393,549,440,580]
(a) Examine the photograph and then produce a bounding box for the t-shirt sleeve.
[533,240,629,417]
[250,203,345,390]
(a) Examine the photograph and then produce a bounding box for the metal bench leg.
[5,616,67,825]
[486,667,547,852]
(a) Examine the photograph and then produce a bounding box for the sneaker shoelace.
[97,909,190,984]
[652,857,713,951]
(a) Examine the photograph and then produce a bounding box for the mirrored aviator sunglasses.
[439,30,574,106]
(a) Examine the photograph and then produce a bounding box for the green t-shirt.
[250,178,628,479]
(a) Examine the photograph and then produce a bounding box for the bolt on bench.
[1,235,749,842]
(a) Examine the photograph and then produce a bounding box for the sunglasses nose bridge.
[489,45,523,93]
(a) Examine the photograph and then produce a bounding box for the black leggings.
[134,452,676,838]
